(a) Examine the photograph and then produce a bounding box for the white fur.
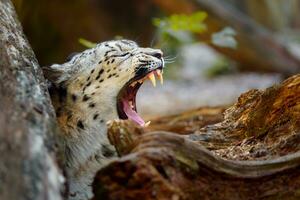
[47,40,163,200]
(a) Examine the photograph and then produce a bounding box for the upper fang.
[156,70,163,85]
[148,72,156,87]
[131,81,137,87]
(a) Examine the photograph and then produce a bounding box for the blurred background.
[12,0,300,117]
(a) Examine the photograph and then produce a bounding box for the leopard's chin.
[116,66,163,127]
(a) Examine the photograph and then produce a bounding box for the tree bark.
[0,1,63,200]
[93,74,300,200]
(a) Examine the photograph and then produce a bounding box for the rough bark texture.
[93,74,300,200]
[0,1,63,200]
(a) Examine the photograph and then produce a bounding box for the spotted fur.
[43,39,163,200]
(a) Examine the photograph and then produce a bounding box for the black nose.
[152,52,162,59]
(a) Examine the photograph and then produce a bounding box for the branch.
[194,0,300,75]
[93,74,300,199]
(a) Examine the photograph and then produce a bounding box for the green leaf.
[152,11,207,34]
[78,38,96,48]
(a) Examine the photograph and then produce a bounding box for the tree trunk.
[93,74,300,200]
[0,0,63,200]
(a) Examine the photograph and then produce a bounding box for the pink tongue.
[122,99,145,126]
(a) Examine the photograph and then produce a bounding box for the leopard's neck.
[50,84,118,200]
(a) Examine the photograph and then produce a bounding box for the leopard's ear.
[42,64,67,84]
[42,52,83,84]
[43,46,102,84]
[42,59,84,84]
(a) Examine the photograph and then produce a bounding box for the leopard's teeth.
[144,121,151,127]
[129,101,134,109]
[156,69,163,85]
[130,81,137,87]
[148,72,156,87]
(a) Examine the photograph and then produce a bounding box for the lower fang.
[129,101,134,108]
[144,121,151,127]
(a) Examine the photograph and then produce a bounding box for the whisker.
[164,54,178,58]
[157,40,170,50]
[164,55,178,61]
[150,32,159,48]
[164,60,175,63]
[164,60,176,64]
[164,58,177,61]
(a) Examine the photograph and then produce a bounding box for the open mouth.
[117,67,163,127]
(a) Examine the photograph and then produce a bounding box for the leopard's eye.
[122,46,133,52]
[117,45,134,53]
